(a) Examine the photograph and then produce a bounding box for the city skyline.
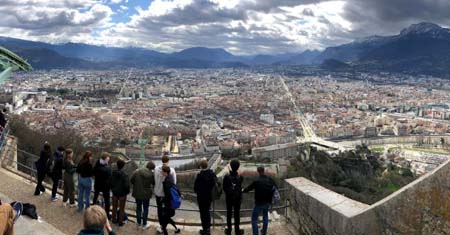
[1,0,450,55]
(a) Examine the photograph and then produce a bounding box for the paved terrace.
[0,147,289,235]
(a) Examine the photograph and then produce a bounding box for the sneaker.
[142,224,151,230]
[69,203,76,208]
[11,202,23,222]
[157,227,163,234]
[51,197,59,202]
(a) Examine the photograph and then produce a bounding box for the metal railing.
[0,139,290,226]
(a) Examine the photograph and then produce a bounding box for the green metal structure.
[0,46,32,84]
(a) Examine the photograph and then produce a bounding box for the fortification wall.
[338,135,450,147]
[285,178,369,235]
[286,158,450,234]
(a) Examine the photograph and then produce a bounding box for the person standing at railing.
[62,149,76,207]
[243,166,277,235]
[93,153,112,219]
[161,165,180,235]
[0,109,7,128]
[154,153,177,233]
[77,151,94,213]
[130,160,155,230]
[194,159,217,235]
[223,159,244,235]
[111,160,130,227]
[34,142,51,196]
[50,146,65,202]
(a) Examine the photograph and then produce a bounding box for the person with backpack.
[243,166,277,235]
[161,165,180,235]
[62,149,76,207]
[50,146,65,202]
[130,161,155,230]
[34,142,51,196]
[111,160,130,227]
[194,159,217,235]
[92,153,112,218]
[77,151,94,213]
[223,159,244,235]
[154,153,177,233]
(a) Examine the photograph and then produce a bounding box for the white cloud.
[7,0,436,55]
[95,0,351,54]
[0,0,113,44]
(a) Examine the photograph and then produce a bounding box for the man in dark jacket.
[243,167,277,235]
[130,161,155,230]
[223,159,244,235]
[50,146,65,201]
[111,160,129,226]
[93,153,112,218]
[194,159,217,235]
[34,143,51,196]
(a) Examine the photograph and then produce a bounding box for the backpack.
[170,185,182,209]
[228,174,242,200]
[213,177,223,200]
[272,186,281,204]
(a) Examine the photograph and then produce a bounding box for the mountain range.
[1,22,450,75]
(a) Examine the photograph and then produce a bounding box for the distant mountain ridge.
[0,37,308,69]
[2,22,450,74]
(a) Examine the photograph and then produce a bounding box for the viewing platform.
[0,134,290,235]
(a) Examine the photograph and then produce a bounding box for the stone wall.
[286,158,450,235]
[285,178,369,235]
[338,135,450,147]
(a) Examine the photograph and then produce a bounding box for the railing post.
[212,200,215,228]
[285,199,288,219]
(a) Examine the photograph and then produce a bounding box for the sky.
[0,0,449,55]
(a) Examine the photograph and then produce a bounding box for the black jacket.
[93,160,112,191]
[243,175,277,206]
[77,161,94,178]
[111,169,130,197]
[51,150,64,178]
[194,169,216,201]
[223,171,243,200]
[162,176,176,218]
[35,150,51,173]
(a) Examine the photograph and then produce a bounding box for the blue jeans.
[251,203,270,235]
[78,177,92,211]
[135,198,150,225]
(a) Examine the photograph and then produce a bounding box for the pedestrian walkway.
[0,192,65,235]
[0,167,288,235]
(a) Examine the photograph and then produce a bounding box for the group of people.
[32,142,278,235]
[194,159,277,235]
